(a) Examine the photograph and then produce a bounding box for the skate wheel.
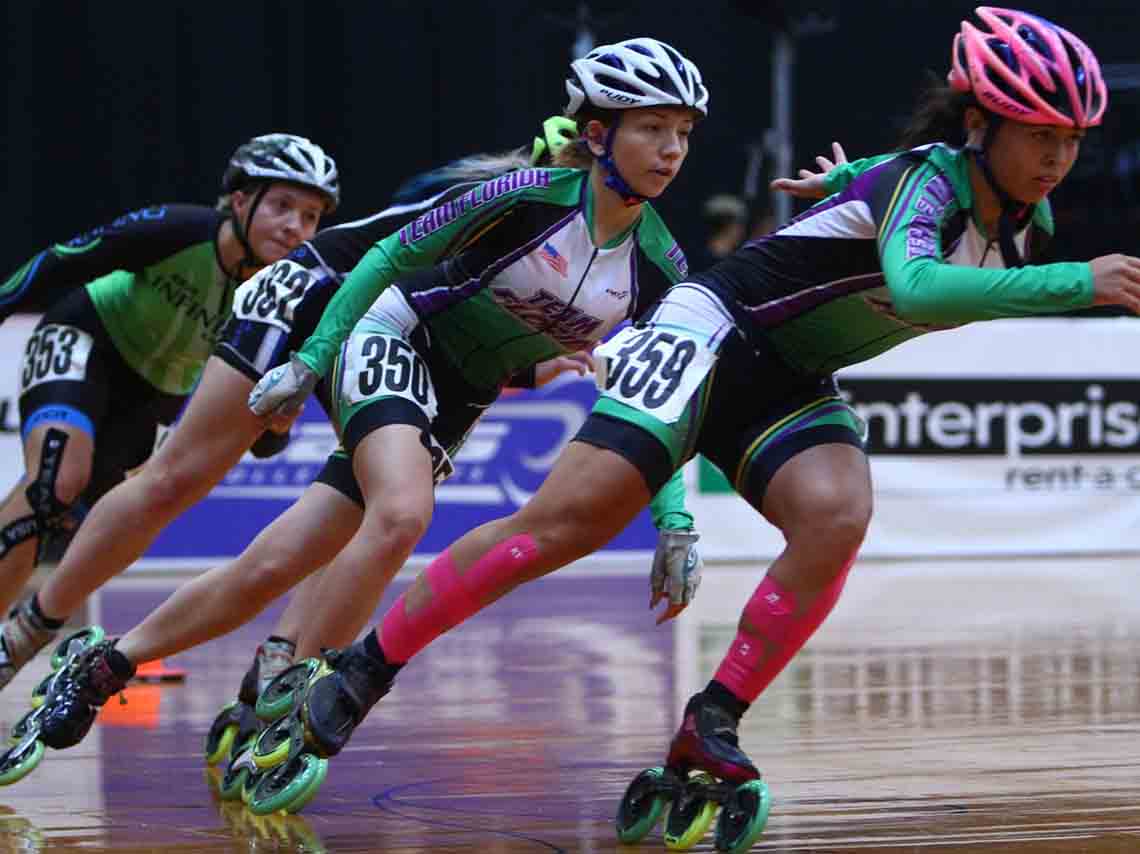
[29,671,54,710]
[218,760,252,801]
[616,766,670,844]
[247,753,328,816]
[241,768,265,805]
[252,714,303,770]
[256,658,321,722]
[664,772,717,851]
[0,737,45,786]
[9,708,42,745]
[713,779,771,853]
[204,701,242,766]
[48,626,106,671]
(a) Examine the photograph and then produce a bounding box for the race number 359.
[595,326,715,423]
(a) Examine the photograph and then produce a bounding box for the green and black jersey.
[692,143,1094,375]
[1,205,238,394]
[299,168,689,390]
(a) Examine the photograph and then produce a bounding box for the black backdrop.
[5,0,1137,276]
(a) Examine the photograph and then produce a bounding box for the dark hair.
[552,107,620,169]
[897,72,977,150]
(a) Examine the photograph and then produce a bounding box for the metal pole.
[771,29,795,227]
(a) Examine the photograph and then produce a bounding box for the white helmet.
[223,133,340,212]
[565,37,708,117]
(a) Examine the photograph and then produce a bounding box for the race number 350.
[342,332,438,420]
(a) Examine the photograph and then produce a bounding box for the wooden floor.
[2,557,1140,852]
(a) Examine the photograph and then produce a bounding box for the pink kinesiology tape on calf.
[379,534,540,663]
[714,555,855,703]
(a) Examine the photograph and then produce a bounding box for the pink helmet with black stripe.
[948,6,1106,128]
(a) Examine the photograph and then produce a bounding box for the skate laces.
[0,603,57,671]
[62,642,130,707]
[692,697,741,748]
[256,639,296,694]
[322,646,393,716]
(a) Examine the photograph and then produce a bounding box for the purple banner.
[145,375,657,560]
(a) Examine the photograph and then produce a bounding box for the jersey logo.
[665,243,689,278]
[538,242,569,277]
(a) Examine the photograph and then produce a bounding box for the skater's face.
[584,106,696,199]
[232,183,325,264]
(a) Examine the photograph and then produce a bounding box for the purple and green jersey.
[298,168,688,390]
[693,143,1094,375]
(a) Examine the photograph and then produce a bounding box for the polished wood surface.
[2,558,1139,852]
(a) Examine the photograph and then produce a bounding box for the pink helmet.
[948,7,1106,128]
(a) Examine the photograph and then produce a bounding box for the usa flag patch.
[538,241,569,277]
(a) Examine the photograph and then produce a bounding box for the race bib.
[19,324,94,393]
[341,331,439,420]
[594,325,717,424]
[233,259,319,332]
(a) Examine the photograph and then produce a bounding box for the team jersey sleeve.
[871,161,1093,322]
[0,205,217,321]
[821,153,896,196]
[649,469,695,532]
[296,170,562,377]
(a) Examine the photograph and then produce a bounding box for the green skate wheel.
[713,779,771,853]
[49,626,106,670]
[0,737,45,786]
[241,768,264,805]
[247,753,328,816]
[29,671,54,710]
[664,772,717,851]
[252,714,303,770]
[255,658,321,722]
[9,708,41,745]
[218,760,252,801]
[204,700,242,767]
[616,766,669,844]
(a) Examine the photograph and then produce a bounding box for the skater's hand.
[1089,254,1140,315]
[650,528,703,625]
[769,141,848,200]
[534,350,595,387]
[249,354,319,418]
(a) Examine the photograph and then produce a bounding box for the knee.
[522,498,610,562]
[25,458,90,523]
[784,481,871,558]
[138,454,205,512]
[364,508,429,560]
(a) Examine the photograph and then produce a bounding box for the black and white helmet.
[222,133,340,212]
[565,37,708,117]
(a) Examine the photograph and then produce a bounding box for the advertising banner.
[691,318,1140,559]
[143,374,658,566]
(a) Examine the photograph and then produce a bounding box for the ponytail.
[896,72,975,150]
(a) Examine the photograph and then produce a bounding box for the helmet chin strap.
[595,116,648,207]
[226,183,272,277]
[967,118,1029,268]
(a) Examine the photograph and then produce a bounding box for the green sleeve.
[876,165,1094,323]
[649,469,694,532]
[821,153,895,196]
[296,169,565,376]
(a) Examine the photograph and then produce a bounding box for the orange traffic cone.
[134,658,187,683]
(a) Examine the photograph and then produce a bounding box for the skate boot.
[244,641,394,815]
[205,638,294,767]
[616,692,771,853]
[0,599,60,694]
[0,629,124,786]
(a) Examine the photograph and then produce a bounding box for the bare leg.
[115,483,361,664]
[293,425,434,659]
[760,443,872,602]
[37,358,266,619]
